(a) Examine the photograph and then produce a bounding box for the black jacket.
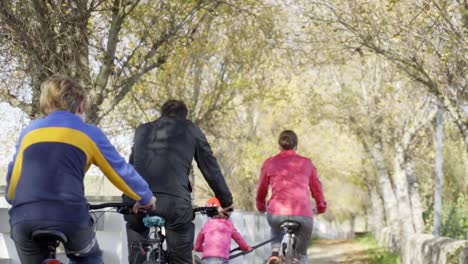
[129,116,233,207]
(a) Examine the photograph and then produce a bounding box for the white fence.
[0,195,354,264]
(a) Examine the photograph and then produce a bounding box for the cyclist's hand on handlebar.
[218,204,234,217]
[133,196,157,214]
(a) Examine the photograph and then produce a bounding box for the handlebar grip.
[192,206,223,217]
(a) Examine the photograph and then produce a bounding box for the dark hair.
[278,130,298,150]
[161,100,188,118]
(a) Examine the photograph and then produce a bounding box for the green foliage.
[441,193,468,240]
[420,121,467,239]
[117,0,282,131]
[423,193,468,239]
[368,253,401,264]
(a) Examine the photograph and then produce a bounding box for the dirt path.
[308,239,385,264]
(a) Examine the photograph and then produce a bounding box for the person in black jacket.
[123,99,233,264]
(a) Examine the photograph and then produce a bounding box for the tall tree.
[303,54,437,252]
[303,0,468,150]
[104,1,281,206]
[0,0,249,123]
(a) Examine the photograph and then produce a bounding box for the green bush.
[423,193,467,239]
[441,193,468,240]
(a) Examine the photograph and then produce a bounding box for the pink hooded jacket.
[194,218,250,259]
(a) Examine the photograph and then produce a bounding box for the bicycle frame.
[279,221,300,264]
[134,216,166,264]
[92,203,216,264]
[281,233,296,264]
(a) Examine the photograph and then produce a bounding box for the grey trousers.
[201,257,229,264]
[266,214,313,264]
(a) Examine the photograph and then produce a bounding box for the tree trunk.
[393,143,417,263]
[367,184,386,241]
[392,144,416,236]
[406,159,425,233]
[463,144,468,201]
[433,105,444,236]
[463,125,468,154]
[367,140,400,250]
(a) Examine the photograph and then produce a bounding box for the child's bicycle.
[30,202,217,264]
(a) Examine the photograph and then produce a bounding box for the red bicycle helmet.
[206,197,221,207]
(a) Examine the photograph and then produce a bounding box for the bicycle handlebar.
[88,202,222,217]
[89,202,133,215]
[89,202,131,210]
[192,206,219,217]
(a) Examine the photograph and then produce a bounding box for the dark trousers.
[124,194,194,264]
[10,219,102,264]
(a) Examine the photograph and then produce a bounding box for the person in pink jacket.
[256,130,327,264]
[194,197,252,264]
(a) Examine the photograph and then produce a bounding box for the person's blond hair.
[39,76,86,115]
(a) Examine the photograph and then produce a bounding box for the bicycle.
[266,220,300,264]
[30,202,218,264]
[131,205,217,264]
[29,202,132,264]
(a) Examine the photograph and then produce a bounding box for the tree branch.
[94,0,126,91]
[0,88,32,113]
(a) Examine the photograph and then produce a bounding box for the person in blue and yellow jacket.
[5,76,156,264]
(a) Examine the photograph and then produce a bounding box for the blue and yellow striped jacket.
[5,111,152,225]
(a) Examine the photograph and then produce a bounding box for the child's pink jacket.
[194,218,250,259]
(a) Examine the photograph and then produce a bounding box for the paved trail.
[308,239,386,264]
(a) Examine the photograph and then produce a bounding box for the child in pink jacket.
[195,197,252,264]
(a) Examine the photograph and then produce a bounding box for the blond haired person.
[5,76,155,264]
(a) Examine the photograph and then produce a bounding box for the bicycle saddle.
[32,230,68,244]
[143,216,166,227]
[280,221,300,233]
